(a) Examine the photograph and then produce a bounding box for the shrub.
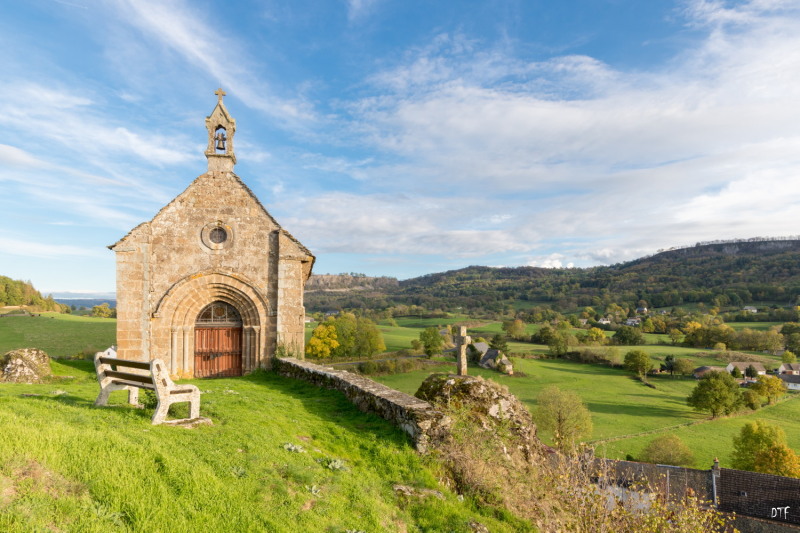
[743,389,764,410]
[639,434,694,466]
[357,361,378,374]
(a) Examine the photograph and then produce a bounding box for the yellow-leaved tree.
[305,323,339,359]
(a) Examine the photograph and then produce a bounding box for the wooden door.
[194,326,242,378]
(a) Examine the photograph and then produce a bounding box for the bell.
[215,137,225,151]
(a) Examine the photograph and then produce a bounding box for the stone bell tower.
[110,89,314,378]
[205,88,237,172]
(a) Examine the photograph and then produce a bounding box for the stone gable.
[110,91,313,378]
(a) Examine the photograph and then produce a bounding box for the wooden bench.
[94,351,201,425]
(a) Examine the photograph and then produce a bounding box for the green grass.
[0,313,116,358]
[598,394,800,469]
[725,321,782,331]
[376,358,702,442]
[0,361,527,532]
[375,355,800,469]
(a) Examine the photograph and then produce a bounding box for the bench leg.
[127,387,140,407]
[151,400,170,425]
[189,394,200,419]
[94,387,113,407]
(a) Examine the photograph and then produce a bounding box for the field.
[376,357,800,469]
[0,360,524,533]
[12,312,798,481]
[0,312,116,358]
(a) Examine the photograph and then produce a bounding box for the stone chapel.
[110,90,314,378]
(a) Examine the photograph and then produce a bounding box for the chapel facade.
[110,90,314,378]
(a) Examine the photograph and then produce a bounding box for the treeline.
[0,276,66,312]
[305,240,800,317]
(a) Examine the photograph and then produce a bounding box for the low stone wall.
[274,357,450,452]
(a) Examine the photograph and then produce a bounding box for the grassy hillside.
[0,361,527,532]
[0,312,116,358]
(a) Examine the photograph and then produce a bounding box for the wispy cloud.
[0,237,104,259]
[115,0,317,126]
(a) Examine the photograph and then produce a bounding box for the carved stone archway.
[152,271,272,377]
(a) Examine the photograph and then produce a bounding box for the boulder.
[478,349,514,374]
[1,348,52,383]
[415,373,535,449]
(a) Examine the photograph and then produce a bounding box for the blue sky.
[2,0,800,295]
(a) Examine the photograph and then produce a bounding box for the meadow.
[0,360,526,533]
[376,356,800,469]
[0,312,116,358]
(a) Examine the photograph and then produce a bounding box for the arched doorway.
[194,301,243,377]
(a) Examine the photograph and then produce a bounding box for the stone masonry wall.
[113,170,312,375]
[274,357,450,452]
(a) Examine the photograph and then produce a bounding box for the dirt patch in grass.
[2,459,87,501]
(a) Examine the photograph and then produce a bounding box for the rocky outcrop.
[274,357,450,452]
[1,348,52,383]
[415,373,535,450]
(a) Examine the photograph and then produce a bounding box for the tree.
[613,326,643,346]
[668,328,684,346]
[624,350,652,380]
[419,327,444,358]
[745,364,758,379]
[585,327,606,344]
[753,443,800,478]
[489,334,509,353]
[732,420,793,473]
[92,302,114,318]
[662,354,675,376]
[534,386,593,451]
[687,371,743,418]
[673,358,695,377]
[548,331,569,357]
[742,389,764,410]
[783,350,797,364]
[502,319,527,340]
[639,434,694,466]
[328,313,385,358]
[305,323,339,358]
[730,366,742,379]
[750,375,786,405]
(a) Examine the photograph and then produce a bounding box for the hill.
[0,360,526,532]
[0,276,65,312]
[306,238,800,315]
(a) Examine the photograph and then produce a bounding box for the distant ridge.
[306,238,800,314]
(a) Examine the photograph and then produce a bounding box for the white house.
[779,374,800,391]
[778,363,800,375]
[726,362,766,376]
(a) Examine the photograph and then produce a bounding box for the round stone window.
[201,222,234,251]
[209,227,227,244]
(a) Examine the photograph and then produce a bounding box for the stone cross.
[454,326,471,376]
[215,87,226,103]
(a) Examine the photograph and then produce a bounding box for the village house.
[778,363,800,375]
[779,374,800,391]
[110,90,314,378]
[624,317,642,327]
[726,362,767,376]
[742,306,758,313]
